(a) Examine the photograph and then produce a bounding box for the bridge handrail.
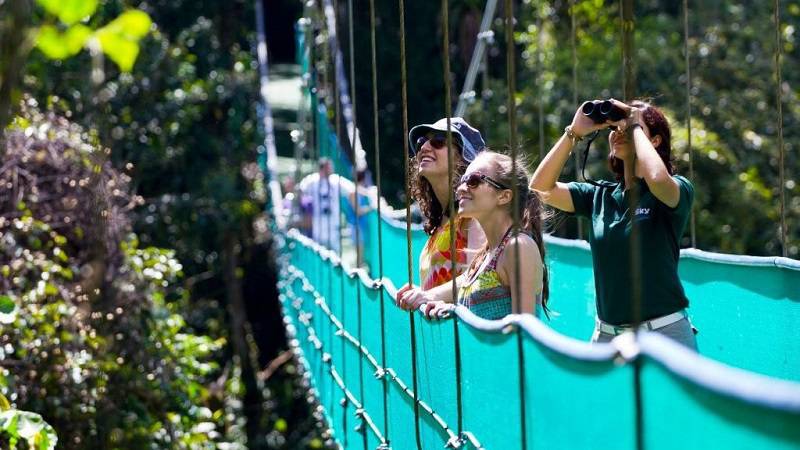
[285,228,800,413]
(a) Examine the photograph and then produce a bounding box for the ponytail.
[520,187,550,316]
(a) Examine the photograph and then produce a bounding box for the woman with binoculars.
[530,99,697,349]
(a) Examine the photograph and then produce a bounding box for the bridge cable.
[618,1,645,450]
[536,10,544,161]
[320,6,339,398]
[330,0,349,442]
[397,0,423,447]
[774,0,788,257]
[504,1,528,448]
[682,0,697,249]
[440,0,467,443]
[346,0,369,447]
[570,0,584,240]
[368,0,391,443]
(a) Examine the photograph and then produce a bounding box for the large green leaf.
[95,10,153,72]
[36,0,98,25]
[0,295,17,324]
[0,411,57,450]
[35,24,92,60]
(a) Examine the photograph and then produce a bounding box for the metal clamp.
[460,431,484,449]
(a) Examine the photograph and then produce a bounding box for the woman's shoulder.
[507,232,538,250]
[671,174,694,190]
[499,233,541,262]
[495,233,542,282]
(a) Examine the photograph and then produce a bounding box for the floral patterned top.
[458,227,514,320]
[419,216,470,290]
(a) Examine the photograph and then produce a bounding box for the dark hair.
[608,100,674,181]
[409,146,467,235]
[318,157,332,170]
[480,151,550,314]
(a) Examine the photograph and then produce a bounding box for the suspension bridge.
[258,1,800,449]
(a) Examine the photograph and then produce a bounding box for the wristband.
[626,122,642,136]
[564,125,583,144]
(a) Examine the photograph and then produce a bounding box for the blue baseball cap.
[408,117,486,162]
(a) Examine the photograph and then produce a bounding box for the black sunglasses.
[415,133,460,153]
[459,172,509,190]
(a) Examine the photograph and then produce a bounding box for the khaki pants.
[591,317,698,351]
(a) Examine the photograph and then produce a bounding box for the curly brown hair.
[409,151,468,235]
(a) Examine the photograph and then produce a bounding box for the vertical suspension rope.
[327,2,342,433]
[346,1,368,448]
[481,39,490,142]
[332,0,349,443]
[443,0,457,317]
[774,0,788,257]
[440,0,465,442]
[397,0,422,448]
[620,0,635,100]
[570,0,583,240]
[619,0,640,322]
[399,0,413,298]
[682,0,697,248]
[619,2,644,450]
[325,0,344,426]
[536,10,544,160]
[320,2,336,255]
[368,0,390,443]
[322,5,340,423]
[504,1,527,448]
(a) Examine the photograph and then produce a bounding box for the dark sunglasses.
[459,172,509,190]
[415,133,459,153]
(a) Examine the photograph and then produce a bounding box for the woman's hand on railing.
[395,283,431,311]
[421,301,455,320]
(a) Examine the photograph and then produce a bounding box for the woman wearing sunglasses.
[530,99,697,349]
[395,118,487,303]
[397,151,549,320]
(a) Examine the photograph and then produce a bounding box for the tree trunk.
[222,231,266,449]
[0,0,34,136]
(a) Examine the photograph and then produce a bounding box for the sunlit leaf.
[36,24,92,60]
[0,296,17,324]
[44,283,58,296]
[95,10,153,72]
[36,0,98,25]
[0,393,10,412]
[14,411,57,450]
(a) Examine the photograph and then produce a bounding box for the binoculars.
[581,100,628,124]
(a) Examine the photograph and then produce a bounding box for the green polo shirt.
[567,175,693,325]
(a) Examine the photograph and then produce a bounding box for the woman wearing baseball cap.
[395,117,487,309]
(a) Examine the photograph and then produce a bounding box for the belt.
[595,310,688,336]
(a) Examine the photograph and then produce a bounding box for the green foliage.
[36,0,98,25]
[0,401,58,450]
[95,10,153,71]
[35,24,92,59]
[453,0,799,256]
[0,295,17,324]
[1,104,246,449]
[34,0,152,73]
